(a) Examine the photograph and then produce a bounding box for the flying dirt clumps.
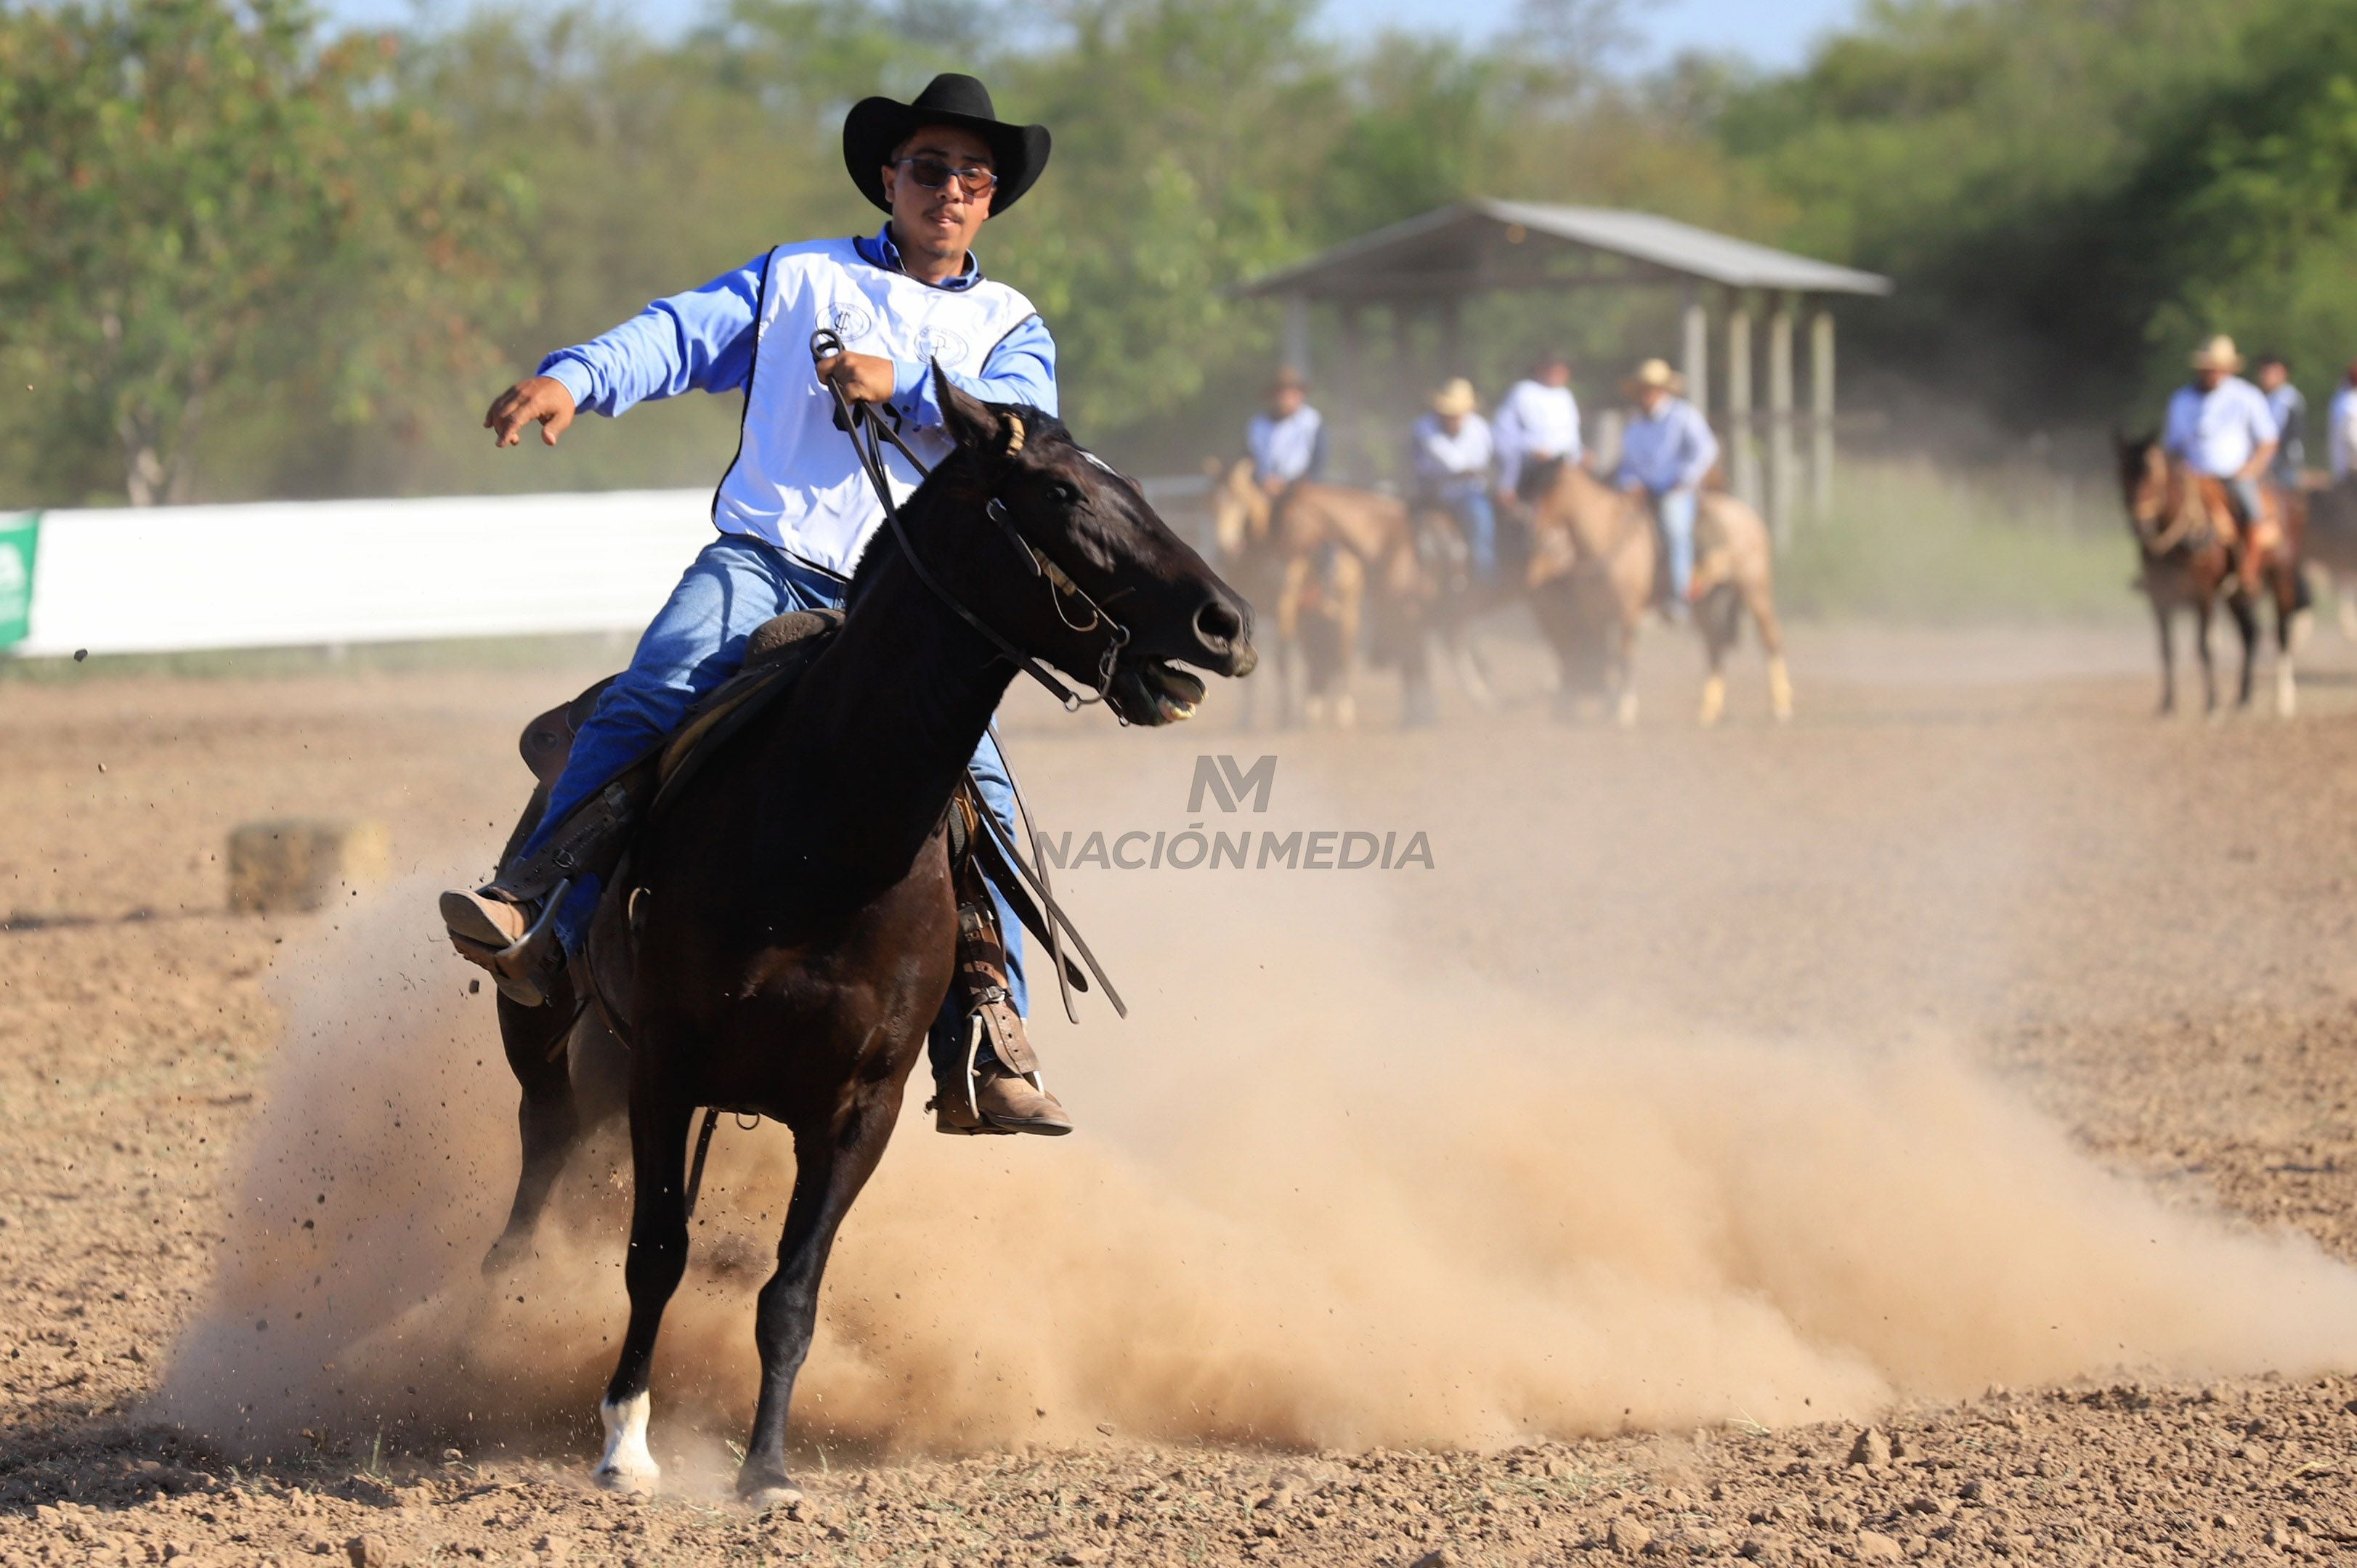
[164,864,2357,1460]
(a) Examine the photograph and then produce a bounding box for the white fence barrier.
[7,490,715,658]
[1,476,1217,660]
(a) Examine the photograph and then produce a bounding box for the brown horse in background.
[1524,463,1790,726]
[1212,460,1433,725]
[2114,435,2303,717]
[2300,474,2357,639]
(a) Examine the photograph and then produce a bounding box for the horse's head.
[2114,431,2184,553]
[1209,457,1273,559]
[2116,431,2167,520]
[927,372,1257,726]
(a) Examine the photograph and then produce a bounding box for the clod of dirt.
[1408,1550,1458,1568]
[1846,1426,1892,1468]
[1605,1517,1652,1554]
[345,1533,397,1567]
[1854,1530,1903,1561]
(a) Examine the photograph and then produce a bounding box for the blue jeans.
[1653,487,1697,603]
[1434,482,1498,583]
[515,535,1026,1070]
[2226,475,2265,535]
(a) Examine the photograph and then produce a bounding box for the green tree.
[0,0,524,505]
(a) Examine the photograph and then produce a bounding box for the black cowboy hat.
[842,73,1052,216]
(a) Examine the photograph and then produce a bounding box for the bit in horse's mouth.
[1111,659,1206,726]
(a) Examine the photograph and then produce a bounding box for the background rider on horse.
[2162,335,2279,600]
[438,73,1078,1137]
[1411,378,1498,585]
[1615,358,1719,622]
[1245,365,1327,495]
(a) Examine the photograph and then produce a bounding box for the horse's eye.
[1049,482,1081,507]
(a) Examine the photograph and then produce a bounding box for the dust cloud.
[164,810,2357,1466]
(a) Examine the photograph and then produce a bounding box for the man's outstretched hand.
[484,376,577,448]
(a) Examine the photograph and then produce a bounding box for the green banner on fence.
[0,513,39,650]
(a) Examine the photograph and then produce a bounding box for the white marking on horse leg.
[1768,657,1795,723]
[1697,674,1726,728]
[2338,588,2357,642]
[1615,688,1640,728]
[2277,659,2297,719]
[593,1392,660,1492]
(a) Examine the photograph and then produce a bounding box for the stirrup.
[445,879,569,1007]
[928,1015,1026,1136]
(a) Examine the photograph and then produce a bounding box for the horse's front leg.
[1332,551,1366,729]
[738,1078,905,1502]
[2230,592,2260,710]
[2276,569,2302,718]
[593,1084,695,1492]
[1614,614,1642,728]
[2195,593,2218,715]
[2150,596,2175,716]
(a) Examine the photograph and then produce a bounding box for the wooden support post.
[1767,295,1796,548]
[1681,289,1710,421]
[1727,297,1757,509]
[1810,307,1835,523]
[1283,296,1312,381]
[1437,298,1463,379]
[1334,305,1361,482]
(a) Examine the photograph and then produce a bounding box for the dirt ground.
[10,616,2357,1567]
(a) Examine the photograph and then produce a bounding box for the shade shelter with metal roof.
[1237,199,1893,538]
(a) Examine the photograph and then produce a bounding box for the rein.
[810,329,1130,713]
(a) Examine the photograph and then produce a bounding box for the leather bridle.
[811,328,1132,713]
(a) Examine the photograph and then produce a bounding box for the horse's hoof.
[592,1463,659,1495]
[737,1472,802,1509]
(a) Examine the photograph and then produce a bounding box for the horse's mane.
[842,403,1069,609]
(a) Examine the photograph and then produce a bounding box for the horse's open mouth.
[1108,659,1206,726]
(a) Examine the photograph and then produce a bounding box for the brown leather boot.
[929,882,1072,1135]
[440,887,564,1007]
[930,1057,1074,1135]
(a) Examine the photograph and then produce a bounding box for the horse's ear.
[933,361,1017,460]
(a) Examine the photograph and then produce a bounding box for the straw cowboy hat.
[842,73,1052,215]
[1622,358,1685,397]
[2188,334,2244,373]
[1429,378,1479,417]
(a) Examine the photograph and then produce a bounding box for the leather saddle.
[508,606,1098,1001]
[517,608,843,803]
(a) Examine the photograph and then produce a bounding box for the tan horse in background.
[1212,460,1428,726]
[1524,463,1791,726]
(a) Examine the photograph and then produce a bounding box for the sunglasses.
[894,156,998,197]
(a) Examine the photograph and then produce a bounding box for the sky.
[320,0,1862,73]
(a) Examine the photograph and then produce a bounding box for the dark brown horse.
[2301,474,2357,639]
[2114,435,2302,716]
[482,378,1253,1501]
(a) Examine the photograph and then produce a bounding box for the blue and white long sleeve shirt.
[540,227,1057,428]
[1615,397,1718,495]
[2162,378,2276,479]
[1410,413,1494,489]
[535,226,1058,575]
[1246,405,1327,485]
